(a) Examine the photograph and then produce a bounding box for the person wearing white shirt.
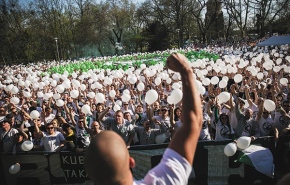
[40,122,65,152]
[274,101,290,132]
[256,99,278,139]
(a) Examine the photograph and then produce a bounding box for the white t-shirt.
[240,119,257,137]
[45,114,55,123]
[133,148,191,185]
[40,131,65,151]
[215,121,234,140]
[274,111,290,132]
[199,113,211,140]
[250,103,259,121]
[257,116,274,137]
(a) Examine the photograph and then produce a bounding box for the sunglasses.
[221,117,228,120]
[124,104,128,105]
[46,127,54,130]
[161,109,167,112]
[92,125,99,127]
[36,119,41,121]
[78,120,84,123]
[263,112,270,114]
[0,110,4,112]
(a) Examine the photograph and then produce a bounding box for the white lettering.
[70,156,77,164]
[62,156,69,164]
[79,170,86,178]
[71,170,77,178]
[79,156,84,164]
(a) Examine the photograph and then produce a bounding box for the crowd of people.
[0,42,290,156]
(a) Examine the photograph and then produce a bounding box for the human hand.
[166,53,191,73]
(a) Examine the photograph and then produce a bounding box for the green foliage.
[45,50,219,75]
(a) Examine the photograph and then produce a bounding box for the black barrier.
[0,137,289,185]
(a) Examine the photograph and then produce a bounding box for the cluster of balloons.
[224,136,251,157]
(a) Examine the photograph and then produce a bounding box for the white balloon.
[257,72,264,80]
[210,76,219,85]
[280,78,288,86]
[155,133,166,144]
[39,82,45,89]
[11,86,19,94]
[72,72,77,78]
[53,93,61,100]
[224,142,237,157]
[172,73,179,80]
[70,90,79,99]
[116,100,122,106]
[199,86,206,95]
[167,96,174,104]
[30,110,40,119]
[218,92,231,103]
[78,75,84,81]
[56,85,65,93]
[129,76,137,84]
[137,83,145,91]
[37,92,44,98]
[172,82,180,90]
[219,80,227,89]
[237,137,251,150]
[145,90,158,105]
[140,64,146,69]
[51,80,57,87]
[202,78,211,86]
[166,78,172,84]
[44,80,50,86]
[62,80,71,89]
[43,93,50,100]
[10,97,20,104]
[23,91,31,98]
[171,89,183,104]
[109,90,116,97]
[81,104,91,114]
[273,66,281,72]
[80,84,86,91]
[123,89,130,95]
[121,94,131,103]
[72,79,81,88]
[222,76,229,82]
[95,93,106,103]
[234,74,243,83]
[21,140,34,151]
[154,77,161,86]
[87,92,96,99]
[264,99,276,111]
[56,99,64,107]
[9,163,20,174]
[113,104,121,112]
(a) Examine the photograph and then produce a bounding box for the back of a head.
[84,131,131,185]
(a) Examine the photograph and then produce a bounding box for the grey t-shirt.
[135,126,166,145]
[102,118,135,143]
[0,128,18,153]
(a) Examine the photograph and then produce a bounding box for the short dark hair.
[115,110,123,115]
[46,122,53,128]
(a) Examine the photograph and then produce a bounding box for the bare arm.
[167,53,203,165]
[256,98,264,121]
[245,86,253,108]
